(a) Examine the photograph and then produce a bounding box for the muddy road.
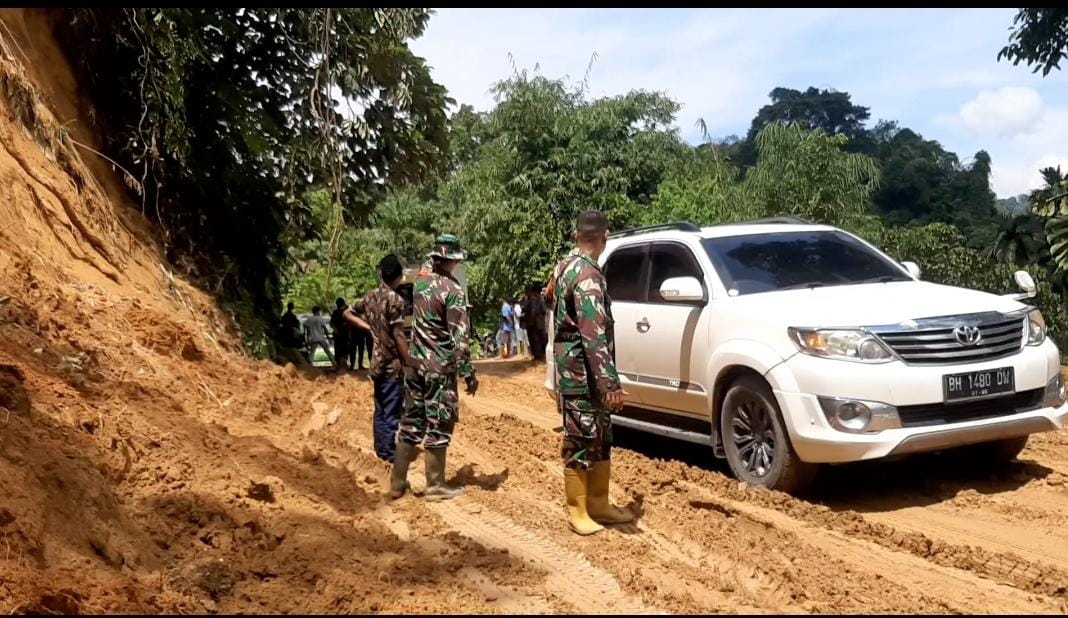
[293,359,1068,614]
[2,9,1068,607]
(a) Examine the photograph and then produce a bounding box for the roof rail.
[726,216,813,226]
[609,221,701,239]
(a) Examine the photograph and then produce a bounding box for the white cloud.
[989,107,1068,195]
[992,154,1068,199]
[942,87,1044,137]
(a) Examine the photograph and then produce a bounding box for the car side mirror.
[901,261,921,280]
[659,276,704,303]
[1014,270,1037,299]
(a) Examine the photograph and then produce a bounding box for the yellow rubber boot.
[587,461,634,524]
[564,468,604,536]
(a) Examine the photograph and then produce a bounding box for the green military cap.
[427,233,466,261]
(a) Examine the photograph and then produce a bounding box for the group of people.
[275,302,373,371]
[496,286,548,362]
[274,210,631,535]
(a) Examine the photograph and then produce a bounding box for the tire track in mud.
[430,498,660,615]
[627,473,952,614]
[857,501,1068,571]
[680,481,1064,614]
[636,458,1068,605]
[317,421,570,614]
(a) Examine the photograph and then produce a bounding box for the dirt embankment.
[3,7,1068,615]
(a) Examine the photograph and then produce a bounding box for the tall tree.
[55,8,451,334]
[745,122,881,228]
[435,72,687,308]
[736,87,872,165]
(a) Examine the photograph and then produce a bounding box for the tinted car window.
[702,231,910,296]
[647,243,704,303]
[604,245,647,302]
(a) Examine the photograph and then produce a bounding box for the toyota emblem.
[953,325,982,346]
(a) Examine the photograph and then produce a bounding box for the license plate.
[943,367,1014,402]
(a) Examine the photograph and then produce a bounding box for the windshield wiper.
[778,282,826,291]
[849,275,902,285]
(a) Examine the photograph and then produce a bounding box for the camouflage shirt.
[410,260,474,378]
[549,248,620,398]
[353,283,406,380]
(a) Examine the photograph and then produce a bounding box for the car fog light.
[836,402,871,430]
[819,396,901,433]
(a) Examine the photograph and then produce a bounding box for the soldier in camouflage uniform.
[346,254,411,465]
[547,210,633,535]
[390,234,479,501]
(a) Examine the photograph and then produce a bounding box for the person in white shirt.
[512,299,526,357]
[303,306,335,365]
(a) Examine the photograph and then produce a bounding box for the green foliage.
[999,8,1068,76]
[1027,169,1068,296]
[434,72,687,311]
[877,223,1017,294]
[643,148,756,226]
[282,187,439,312]
[746,123,880,227]
[991,214,1047,267]
[996,194,1031,216]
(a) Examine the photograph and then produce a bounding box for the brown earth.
[3,7,1068,615]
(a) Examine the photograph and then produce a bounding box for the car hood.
[723,280,1030,357]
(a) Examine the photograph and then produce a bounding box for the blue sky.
[411,8,1068,198]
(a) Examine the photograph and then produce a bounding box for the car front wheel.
[720,375,818,494]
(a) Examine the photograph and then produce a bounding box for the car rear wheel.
[721,375,819,495]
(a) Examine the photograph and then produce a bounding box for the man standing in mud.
[521,284,548,362]
[304,306,335,367]
[390,234,478,501]
[345,254,411,463]
[330,297,352,373]
[548,210,633,535]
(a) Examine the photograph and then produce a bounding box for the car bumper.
[768,339,1066,463]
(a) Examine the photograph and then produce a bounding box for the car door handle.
[636,317,650,333]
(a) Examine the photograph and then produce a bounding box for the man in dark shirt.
[330,297,352,373]
[346,254,411,464]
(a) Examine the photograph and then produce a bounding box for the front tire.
[720,376,818,494]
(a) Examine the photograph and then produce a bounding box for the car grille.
[872,313,1025,365]
[896,388,1044,428]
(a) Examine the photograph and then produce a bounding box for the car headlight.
[788,328,893,363]
[1027,309,1046,346]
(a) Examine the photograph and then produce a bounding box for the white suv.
[545,218,1068,493]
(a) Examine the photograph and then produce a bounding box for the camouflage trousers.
[558,394,612,470]
[398,370,459,449]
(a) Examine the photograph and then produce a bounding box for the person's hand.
[465,375,479,396]
[604,388,627,411]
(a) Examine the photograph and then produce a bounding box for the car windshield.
[701,230,912,296]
